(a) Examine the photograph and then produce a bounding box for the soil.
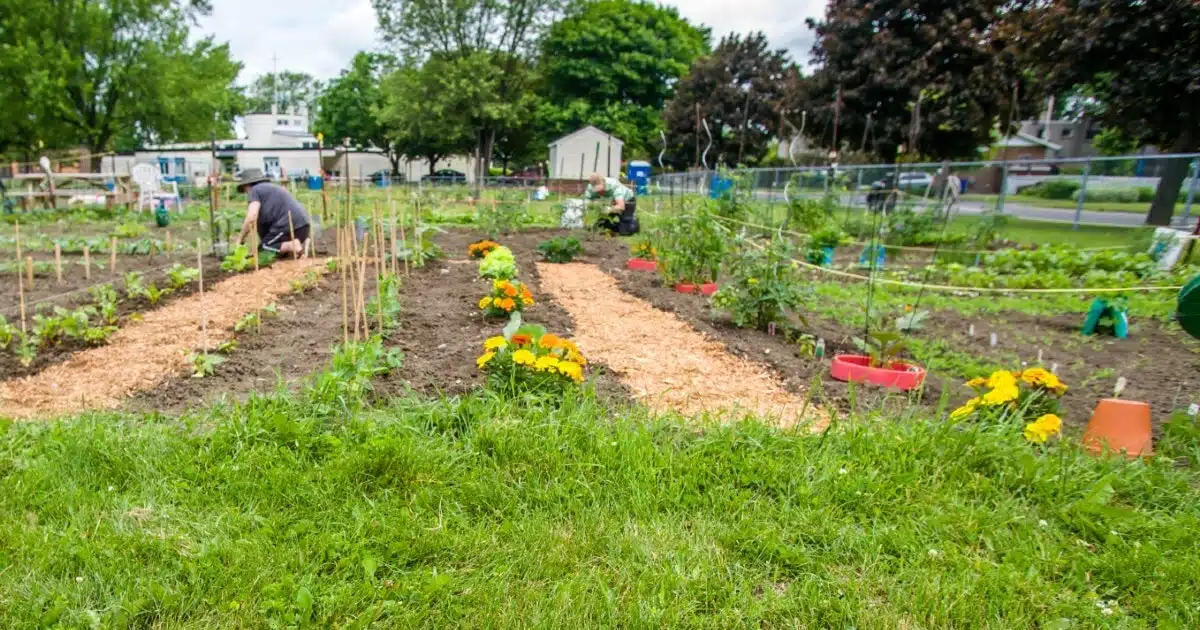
[125,273,346,414]
[377,229,627,402]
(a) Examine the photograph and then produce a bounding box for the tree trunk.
[387,152,401,177]
[427,155,439,177]
[1146,134,1194,226]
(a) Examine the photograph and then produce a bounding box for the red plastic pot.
[675,282,718,296]
[626,258,657,272]
[1082,398,1153,458]
[829,354,926,390]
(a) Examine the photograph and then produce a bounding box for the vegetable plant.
[476,193,532,237]
[89,283,120,325]
[806,225,844,265]
[83,325,118,346]
[397,225,444,268]
[536,236,583,263]
[123,272,147,299]
[0,315,16,349]
[895,309,930,332]
[656,203,727,285]
[234,312,260,333]
[712,235,808,331]
[144,283,171,305]
[190,352,226,377]
[221,245,256,272]
[852,330,912,368]
[166,264,199,290]
[366,273,403,337]
[14,334,37,366]
[479,245,517,280]
[216,339,238,354]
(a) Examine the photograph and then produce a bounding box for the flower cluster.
[476,325,587,392]
[468,239,500,260]
[630,240,657,260]
[479,279,534,317]
[1023,413,1063,444]
[951,369,1068,443]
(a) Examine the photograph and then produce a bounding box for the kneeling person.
[234,168,312,257]
[585,173,639,235]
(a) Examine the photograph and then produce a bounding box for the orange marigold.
[539,333,562,349]
[500,297,516,311]
[511,333,533,346]
[503,285,518,297]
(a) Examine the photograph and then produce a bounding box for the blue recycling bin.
[710,174,733,199]
[307,175,324,190]
[627,160,651,196]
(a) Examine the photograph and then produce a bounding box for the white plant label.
[1037,349,1043,363]
[989,332,998,347]
[968,324,975,337]
[1114,377,1128,397]
[1188,403,1198,417]
[1050,363,1058,374]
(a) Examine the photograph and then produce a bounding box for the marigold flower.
[504,285,518,297]
[558,361,583,382]
[512,349,536,366]
[535,355,560,372]
[500,297,516,311]
[521,288,533,300]
[511,333,532,346]
[484,336,507,350]
[981,384,1019,406]
[950,397,981,419]
[539,334,562,349]
[986,370,1017,389]
[965,377,987,388]
[478,296,492,309]
[476,351,496,369]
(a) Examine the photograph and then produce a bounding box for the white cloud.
[194,0,819,83]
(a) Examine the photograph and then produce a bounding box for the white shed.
[548,126,623,180]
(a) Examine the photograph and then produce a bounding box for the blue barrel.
[628,160,651,196]
[307,175,324,190]
[710,175,733,199]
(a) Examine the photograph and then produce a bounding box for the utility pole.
[737,87,752,166]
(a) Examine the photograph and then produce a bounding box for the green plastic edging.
[1179,274,1200,340]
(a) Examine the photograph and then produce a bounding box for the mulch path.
[0,259,324,419]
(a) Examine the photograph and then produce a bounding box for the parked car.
[866,173,934,212]
[368,169,404,185]
[421,169,467,184]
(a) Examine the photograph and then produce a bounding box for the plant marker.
[968,324,975,337]
[989,332,997,347]
[1114,377,1127,398]
[1187,403,1198,417]
[197,238,207,354]
[165,230,172,252]
[83,245,90,280]
[1050,362,1058,374]
[1036,348,1043,363]
[110,236,117,276]
[54,243,62,284]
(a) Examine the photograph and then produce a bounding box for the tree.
[538,0,709,157]
[806,0,1030,162]
[371,0,568,180]
[314,53,400,173]
[662,33,801,169]
[0,0,243,168]
[245,71,322,115]
[1015,1,1200,225]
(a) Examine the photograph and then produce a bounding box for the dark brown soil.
[125,273,346,414]
[377,228,627,401]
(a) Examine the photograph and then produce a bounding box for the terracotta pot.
[675,282,718,296]
[1082,398,1153,458]
[829,354,925,390]
[626,258,657,272]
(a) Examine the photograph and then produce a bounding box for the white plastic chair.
[130,163,181,212]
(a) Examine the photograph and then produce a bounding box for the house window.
[1035,127,1045,139]
[157,157,169,175]
[264,157,280,177]
[278,119,288,126]
[1061,128,1072,138]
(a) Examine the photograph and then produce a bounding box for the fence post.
[1072,159,1091,230]
[995,163,1009,214]
[1183,158,1198,226]
[850,169,864,210]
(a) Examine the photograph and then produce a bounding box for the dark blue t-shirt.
[249,182,310,236]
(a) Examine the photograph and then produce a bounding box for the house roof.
[548,125,624,148]
[995,132,1062,151]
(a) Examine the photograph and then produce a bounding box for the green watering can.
[154,201,171,228]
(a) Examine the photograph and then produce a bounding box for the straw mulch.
[537,263,827,430]
[0,259,325,419]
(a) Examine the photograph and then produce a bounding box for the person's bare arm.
[610,197,626,213]
[237,201,260,244]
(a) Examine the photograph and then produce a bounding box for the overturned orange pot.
[1082,399,1153,458]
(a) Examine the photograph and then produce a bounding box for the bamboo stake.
[389,200,399,277]
[340,224,349,345]
[83,245,90,281]
[356,229,369,339]
[349,220,361,341]
[197,238,208,353]
[287,210,296,260]
[54,243,62,284]
[109,236,117,276]
[373,216,384,335]
[148,238,156,263]
[15,222,26,332]
[25,256,33,289]
[165,230,172,253]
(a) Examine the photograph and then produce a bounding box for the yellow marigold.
[535,355,560,372]
[950,397,981,419]
[559,339,580,354]
[478,296,492,309]
[492,279,505,291]
[525,298,535,307]
[965,377,987,388]
[567,350,587,366]
[1021,368,1068,395]
[981,384,1019,406]
[558,360,583,382]
[986,370,1018,389]
[1032,413,1062,436]
[1023,422,1050,444]
[539,334,562,349]
[484,336,507,350]
[512,349,536,366]
[476,351,496,369]
[500,297,516,311]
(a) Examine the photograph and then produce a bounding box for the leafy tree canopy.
[245,71,322,116]
[314,53,397,170]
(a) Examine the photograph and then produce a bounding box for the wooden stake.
[373,215,384,335]
[54,243,63,284]
[389,200,399,277]
[197,239,208,353]
[15,222,26,333]
[25,256,33,289]
[401,202,409,277]
[287,210,297,259]
[110,236,117,276]
[340,225,349,345]
[148,238,156,263]
[165,230,172,253]
[83,245,90,281]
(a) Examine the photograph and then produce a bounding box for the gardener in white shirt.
[584,173,639,235]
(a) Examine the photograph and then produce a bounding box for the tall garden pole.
[316,133,329,222]
[1182,158,1198,225]
[208,133,219,256]
[1072,159,1091,230]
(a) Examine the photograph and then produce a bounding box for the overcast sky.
[195,0,823,84]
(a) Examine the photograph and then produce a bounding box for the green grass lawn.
[961,194,1166,215]
[3,358,1200,626]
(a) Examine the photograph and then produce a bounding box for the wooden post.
[83,245,91,280]
[25,256,34,289]
[54,243,62,284]
[373,207,384,335]
[389,200,399,277]
[197,239,207,353]
[286,210,296,259]
[340,224,349,345]
[110,236,117,276]
[165,230,172,253]
[15,222,26,332]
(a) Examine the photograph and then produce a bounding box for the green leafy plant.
[895,309,930,332]
[234,312,260,333]
[479,245,518,280]
[123,272,147,299]
[476,193,532,236]
[712,236,808,331]
[31,312,66,347]
[144,283,171,305]
[221,245,255,272]
[88,283,120,325]
[111,222,147,239]
[263,303,278,317]
[82,325,118,346]
[396,225,444,269]
[0,315,17,350]
[216,339,238,354]
[806,225,844,265]
[366,273,403,337]
[308,338,403,413]
[14,333,37,367]
[656,202,727,285]
[536,236,583,263]
[166,264,200,290]
[190,352,226,378]
[290,269,322,293]
[853,330,912,368]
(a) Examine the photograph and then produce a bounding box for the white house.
[548,126,623,180]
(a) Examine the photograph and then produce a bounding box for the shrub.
[1020,179,1080,200]
[476,324,586,395]
[713,236,808,331]
[479,279,534,318]
[1073,187,1138,203]
[536,236,583,263]
[479,245,517,280]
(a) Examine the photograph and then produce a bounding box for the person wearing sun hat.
[584,172,639,235]
[233,167,311,257]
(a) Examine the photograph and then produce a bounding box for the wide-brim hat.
[235,168,270,189]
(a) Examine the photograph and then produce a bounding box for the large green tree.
[662,33,802,169]
[0,0,242,167]
[806,0,1030,162]
[314,52,399,173]
[371,0,567,180]
[244,71,322,115]
[538,0,709,158]
[1015,0,1200,225]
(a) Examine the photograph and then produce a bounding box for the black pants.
[260,224,311,252]
[596,199,639,235]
